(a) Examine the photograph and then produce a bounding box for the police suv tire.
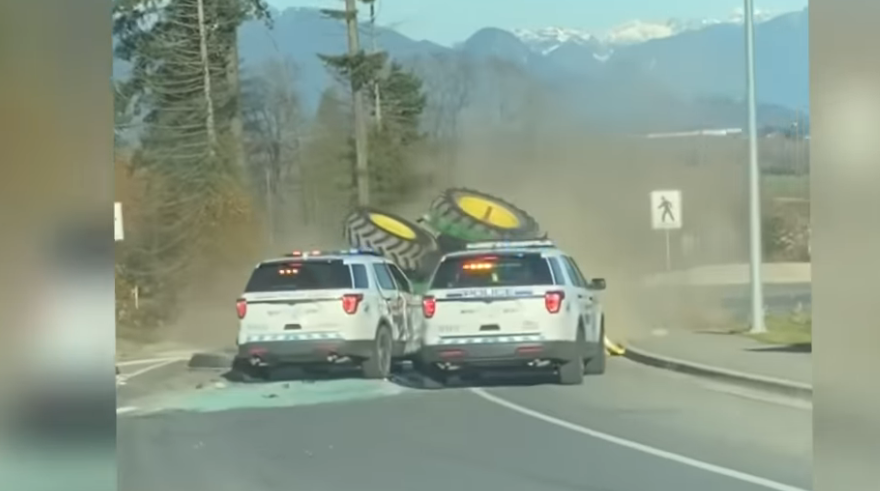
[429,188,541,241]
[413,357,449,387]
[230,358,269,383]
[584,318,606,375]
[362,325,393,380]
[558,329,586,385]
[343,207,436,273]
[391,360,407,373]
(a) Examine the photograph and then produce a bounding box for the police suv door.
[371,262,405,341]
[559,256,595,341]
[386,263,419,354]
[559,256,597,342]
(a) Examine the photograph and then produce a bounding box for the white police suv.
[416,240,606,385]
[234,249,422,380]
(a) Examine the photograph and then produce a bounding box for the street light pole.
[744,0,766,333]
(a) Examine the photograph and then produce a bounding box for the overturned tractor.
[341,188,625,356]
[343,188,544,282]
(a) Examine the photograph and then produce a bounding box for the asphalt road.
[118,360,811,491]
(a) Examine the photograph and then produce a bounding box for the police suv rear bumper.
[417,340,582,367]
[237,340,384,365]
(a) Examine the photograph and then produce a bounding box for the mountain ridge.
[113,6,808,132]
[512,8,787,48]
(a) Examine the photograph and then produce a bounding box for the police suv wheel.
[413,357,448,387]
[362,325,393,380]
[231,358,270,383]
[558,329,586,385]
[584,317,606,375]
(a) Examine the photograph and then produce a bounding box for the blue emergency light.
[283,248,382,258]
[465,240,555,250]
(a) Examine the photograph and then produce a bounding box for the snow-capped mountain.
[605,18,719,44]
[513,27,598,53]
[514,9,786,53]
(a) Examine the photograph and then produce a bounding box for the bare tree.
[486,58,535,125]
[241,56,305,243]
[412,52,474,183]
[416,52,473,141]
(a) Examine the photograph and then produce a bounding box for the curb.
[623,343,812,401]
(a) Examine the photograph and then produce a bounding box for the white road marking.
[470,388,808,491]
[121,357,186,380]
[117,357,187,413]
[117,356,189,367]
[116,356,186,400]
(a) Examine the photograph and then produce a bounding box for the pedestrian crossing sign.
[651,190,682,230]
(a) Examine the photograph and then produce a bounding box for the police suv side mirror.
[589,278,606,290]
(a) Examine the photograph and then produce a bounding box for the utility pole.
[743,0,766,333]
[343,0,371,205]
[196,0,218,156]
[368,0,382,127]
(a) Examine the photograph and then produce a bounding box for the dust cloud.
[443,123,752,340]
[160,73,758,350]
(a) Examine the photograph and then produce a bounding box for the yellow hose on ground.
[604,336,626,356]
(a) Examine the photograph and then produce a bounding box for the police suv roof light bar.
[283,248,382,258]
[465,240,556,250]
[342,248,382,256]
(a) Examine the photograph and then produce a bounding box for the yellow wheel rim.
[456,196,521,229]
[369,213,417,240]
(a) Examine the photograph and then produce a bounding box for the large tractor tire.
[343,207,437,273]
[428,188,542,243]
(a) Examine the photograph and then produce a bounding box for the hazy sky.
[266,0,809,46]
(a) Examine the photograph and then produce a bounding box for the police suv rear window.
[430,253,554,289]
[351,264,370,289]
[245,260,352,292]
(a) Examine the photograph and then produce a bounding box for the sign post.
[115,202,124,242]
[650,190,682,271]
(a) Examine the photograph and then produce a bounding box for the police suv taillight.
[342,294,363,314]
[544,291,564,314]
[236,298,247,319]
[422,296,436,318]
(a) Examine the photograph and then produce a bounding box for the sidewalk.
[625,263,812,393]
[623,327,812,386]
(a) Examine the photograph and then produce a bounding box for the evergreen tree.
[112,0,270,315]
[368,63,427,206]
[316,4,428,207]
